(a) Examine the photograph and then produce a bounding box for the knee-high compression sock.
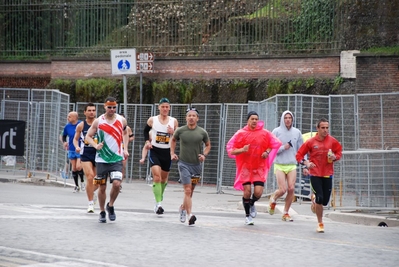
[243,197,251,217]
[72,171,79,187]
[78,170,84,182]
[161,182,167,201]
[152,182,163,203]
[250,194,260,206]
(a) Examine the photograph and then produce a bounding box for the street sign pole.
[140,72,143,105]
[123,75,127,118]
[110,48,137,118]
[136,52,154,106]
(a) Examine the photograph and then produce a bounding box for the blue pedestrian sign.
[118,59,130,71]
[110,49,137,75]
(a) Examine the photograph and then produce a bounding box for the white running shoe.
[245,216,254,225]
[81,182,85,192]
[73,186,79,193]
[87,203,94,213]
[179,205,187,223]
[250,204,257,218]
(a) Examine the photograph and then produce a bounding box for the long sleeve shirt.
[296,134,342,177]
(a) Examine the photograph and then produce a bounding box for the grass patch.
[362,46,399,55]
[236,0,299,19]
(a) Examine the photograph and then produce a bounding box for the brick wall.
[0,56,340,87]
[355,55,399,93]
[1,55,398,95]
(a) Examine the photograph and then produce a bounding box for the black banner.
[0,120,26,156]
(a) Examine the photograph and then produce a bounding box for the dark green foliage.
[47,76,346,104]
[283,0,335,51]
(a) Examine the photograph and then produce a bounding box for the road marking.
[0,246,127,267]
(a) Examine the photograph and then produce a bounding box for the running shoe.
[87,203,94,213]
[179,205,187,223]
[106,202,116,221]
[99,211,106,223]
[250,204,257,218]
[81,182,86,192]
[188,215,197,226]
[268,197,276,215]
[282,213,293,222]
[245,216,254,225]
[317,223,324,233]
[155,205,164,215]
[311,194,316,214]
[73,186,79,193]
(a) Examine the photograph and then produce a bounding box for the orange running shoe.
[268,197,276,215]
[317,223,324,233]
[282,213,293,222]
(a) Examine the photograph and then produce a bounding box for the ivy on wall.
[47,76,347,104]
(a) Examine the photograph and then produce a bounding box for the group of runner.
[61,96,342,232]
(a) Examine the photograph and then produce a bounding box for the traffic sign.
[136,62,154,72]
[110,49,137,75]
[136,52,154,62]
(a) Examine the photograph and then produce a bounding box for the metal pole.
[140,72,143,104]
[123,74,128,182]
[123,75,127,117]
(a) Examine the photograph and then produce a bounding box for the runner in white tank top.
[143,97,178,215]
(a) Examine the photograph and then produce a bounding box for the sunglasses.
[107,106,117,109]
[159,98,170,104]
[186,107,199,115]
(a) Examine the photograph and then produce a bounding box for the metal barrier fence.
[247,92,399,208]
[0,0,351,58]
[333,150,399,208]
[1,90,398,208]
[0,88,69,178]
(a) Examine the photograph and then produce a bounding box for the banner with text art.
[0,120,26,156]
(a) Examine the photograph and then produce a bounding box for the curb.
[0,177,74,188]
[326,211,399,227]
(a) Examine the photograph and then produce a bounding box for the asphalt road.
[0,181,398,267]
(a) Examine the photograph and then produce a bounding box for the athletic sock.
[72,171,79,187]
[250,194,260,206]
[242,197,251,217]
[152,182,163,203]
[161,182,167,201]
[78,170,84,182]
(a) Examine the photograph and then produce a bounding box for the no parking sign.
[110,49,137,75]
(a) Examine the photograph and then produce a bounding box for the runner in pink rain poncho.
[226,111,281,225]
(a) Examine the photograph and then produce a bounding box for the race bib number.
[155,132,170,144]
[191,174,201,185]
[94,177,106,185]
[110,171,123,181]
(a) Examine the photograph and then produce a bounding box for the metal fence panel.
[2,90,398,208]
[0,0,352,58]
[0,88,69,178]
[245,93,399,207]
[333,150,399,208]
[29,90,70,176]
[0,89,30,174]
[357,93,399,150]
[219,104,248,191]
[0,99,30,174]
[330,95,357,151]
